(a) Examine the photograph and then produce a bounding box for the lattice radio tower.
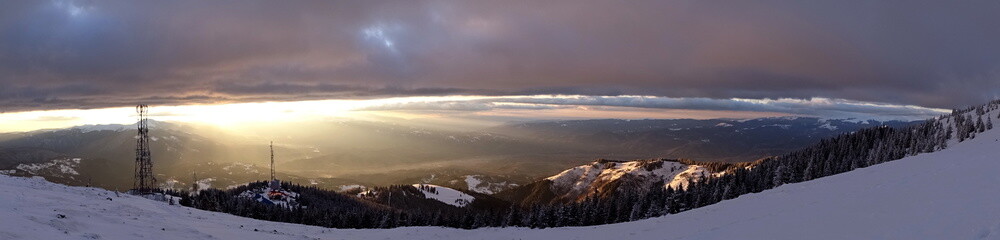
[133,104,156,193]
[270,141,275,181]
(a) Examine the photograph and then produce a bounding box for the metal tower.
[191,172,198,193]
[133,104,156,193]
[270,141,275,181]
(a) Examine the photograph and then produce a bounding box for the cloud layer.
[357,95,949,121]
[2,0,999,112]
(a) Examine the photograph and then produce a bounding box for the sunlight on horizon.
[0,96,491,132]
[0,94,948,133]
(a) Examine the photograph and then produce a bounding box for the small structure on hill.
[267,141,288,201]
[237,141,300,207]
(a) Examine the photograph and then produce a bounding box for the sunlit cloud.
[0,95,485,132]
[0,95,949,133]
[362,23,402,53]
[53,0,92,17]
[355,95,950,120]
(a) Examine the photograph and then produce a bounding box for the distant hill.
[496,158,754,205]
[487,117,916,162]
[0,117,916,193]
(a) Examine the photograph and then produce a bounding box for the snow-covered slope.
[2,157,86,185]
[3,122,1000,239]
[12,158,82,177]
[463,175,518,194]
[412,184,475,207]
[542,159,714,202]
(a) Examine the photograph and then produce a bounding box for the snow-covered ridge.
[13,158,81,178]
[412,184,475,207]
[462,175,518,194]
[545,159,713,201]
[67,120,168,133]
[72,124,128,133]
[338,184,366,192]
[196,178,216,190]
[222,162,260,174]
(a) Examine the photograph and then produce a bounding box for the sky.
[1,0,998,131]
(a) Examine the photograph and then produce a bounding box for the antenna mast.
[133,104,155,193]
[191,172,198,193]
[270,141,275,181]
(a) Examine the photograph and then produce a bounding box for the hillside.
[0,117,903,193]
[497,158,742,205]
[488,117,916,162]
[2,115,998,239]
[354,183,509,213]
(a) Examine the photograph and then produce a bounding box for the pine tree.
[803,158,814,181]
[772,165,784,187]
[976,117,986,133]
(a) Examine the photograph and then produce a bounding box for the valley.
[0,117,912,193]
[1,103,996,239]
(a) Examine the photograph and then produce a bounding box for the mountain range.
[0,117,914,194]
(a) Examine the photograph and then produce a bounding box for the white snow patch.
[461,175,515,194]
[15,158,81,176]
[546,160,710,200]
[161,178,180,189]
[338,185,365,192]
[222,162,260,174]
[667,165,710,190]
[72,124,127,133]
[464,175,483,193]
[412,184,475,207]
[195,178,215,190]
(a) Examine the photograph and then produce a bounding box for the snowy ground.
[546,159,710,199]
[2,128,1000,239]
[412,184,475,207]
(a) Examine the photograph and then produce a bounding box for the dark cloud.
[1,0,999,112]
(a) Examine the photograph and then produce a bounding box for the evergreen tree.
[976,117,986,133]
[772,165,785,187]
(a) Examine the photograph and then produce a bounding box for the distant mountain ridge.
[488,117,917,162]
[0,116,916,193]
[497,158,756,205]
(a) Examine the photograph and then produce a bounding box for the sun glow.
[0,95,948,133]
[0,96,491,132]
